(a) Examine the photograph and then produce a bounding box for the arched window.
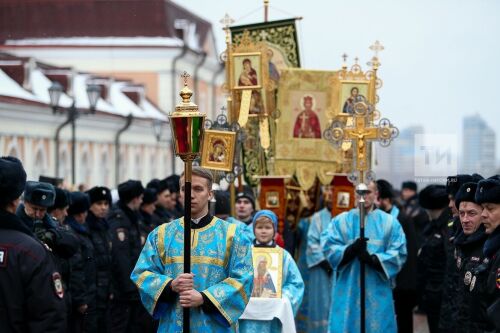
[33,149,46,180]
[135,152,142,180]
[100,152,110,186]
[119,151,127,183]
[80,152,90,187]
[150,153,157,179]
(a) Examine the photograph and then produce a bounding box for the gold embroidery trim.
[203,290,233,325]
[224,277,248,304]
[158,223,167,265]
[152,278,172,313]
[135,271,153,289]
[162,256,225,267]
[224,223,237,268]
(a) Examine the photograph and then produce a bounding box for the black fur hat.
[377,179,394,199]
[0,156,27,206]
[419,184,449,210]
[446,174,483,197]
[87,186,112,205]
[24,181,56,208]
[68,192,90,215]
[50,188,71,210]
[455,182,480,209]
[118,180,144,203]
[475,176,500,205]
[142,188,158,205]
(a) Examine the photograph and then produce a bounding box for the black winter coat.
[107,201,143,301]
[452,226,488,332]
[86,211,113,309]
[417,209,450,314]
[469,227,500,332]
[67,216,97,310]
[0,209,66,332]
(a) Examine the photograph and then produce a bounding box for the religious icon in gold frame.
[232,52,263,90]
[251,247,283,298]
[200,130,236,172]
[338,80,370,115]
[336,191,350,208]
[265,191,280,208]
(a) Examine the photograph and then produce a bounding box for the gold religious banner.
[251,247,283,298]
[275,69,347,190]
[200,130,237,172]
[229,33,271,121]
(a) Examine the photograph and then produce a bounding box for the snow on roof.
[30,68,73,107]
[0,69,40,102]
[5,37,184,47]
[0,54,166,120]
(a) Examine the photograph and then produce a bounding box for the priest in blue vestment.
[131,167,254,332]
[320,181,407,333]
[306,185,334,333]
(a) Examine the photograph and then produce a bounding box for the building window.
[33,149,46,180]
[135,152,142,180]
[80,152,91,187]
[101,152,110,186]
[150,153,157,179]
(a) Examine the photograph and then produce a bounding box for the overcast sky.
[178,0,500,163]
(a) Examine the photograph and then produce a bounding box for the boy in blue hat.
[239,210,304,333]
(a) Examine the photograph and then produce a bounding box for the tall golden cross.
[325,102,397,183]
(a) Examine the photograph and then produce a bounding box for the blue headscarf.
[252,209,278,231]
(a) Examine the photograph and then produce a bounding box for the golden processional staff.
[324,42,398,333]
[169,72,206,333]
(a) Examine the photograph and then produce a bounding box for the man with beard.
[86,186,113,333]
[305,185,334,333]
[377,179,418,333]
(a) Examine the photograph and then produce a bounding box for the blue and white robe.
[320,208,407,333]
[239,247,304,333]
[295,217,311,333]
[305,208,333,333]
[131,217,253,332]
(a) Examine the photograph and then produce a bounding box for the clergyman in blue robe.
[320,181,407,333]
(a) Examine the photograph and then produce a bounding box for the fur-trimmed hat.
[68,192,90,215]
[475,176,500,205]
[24,181,56,208]
[419,184,449,210]
[377,179,394,199]
[142,188,158,205]
[118,180,144,203]
[0,156,27,206]
[455,182,480,209]
[446,174,483,197]
[401,181,417,192]
[49,188,71,211]
[86,186,112,205]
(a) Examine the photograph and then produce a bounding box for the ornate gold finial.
[220,13,235,30]
[369,40,384,58]
[179,71,193,104]
[341,53,348,70]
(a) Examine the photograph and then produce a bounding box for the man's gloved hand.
[339,237,369,267]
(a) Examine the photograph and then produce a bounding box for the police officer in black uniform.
[140,187,162,235]
[86,186,113,333]
[48,187,71,225]
[66,191,97,333]
[470,176,500,331]
[0,156,67,332]
[451,181,489,332]
[417,185,451,333]
[108,179,153,332]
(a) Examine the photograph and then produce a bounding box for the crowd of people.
[0,155,499,333]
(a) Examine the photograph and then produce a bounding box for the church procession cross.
[324,41,398,184]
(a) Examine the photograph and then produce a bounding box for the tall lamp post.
[49,81,101,185]
[169,72,205,333]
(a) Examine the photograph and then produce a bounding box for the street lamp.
[49,81,101,185]
[169,72,205,332]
